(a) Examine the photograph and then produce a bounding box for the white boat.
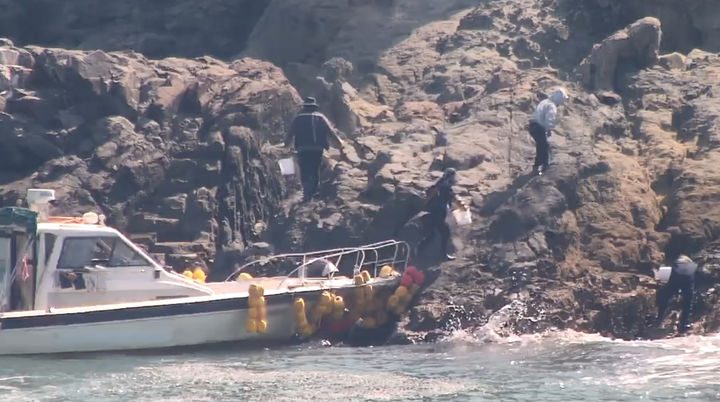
[0,189,411,355]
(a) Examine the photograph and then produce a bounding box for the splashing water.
[444,299,546,344]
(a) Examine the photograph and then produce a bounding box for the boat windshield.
[57,236,152,269]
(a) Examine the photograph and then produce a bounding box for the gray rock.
[658,52,687,71]
[578,17,662,91]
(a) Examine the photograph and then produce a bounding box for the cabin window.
[57,236,151,269]
[109,239,149,267]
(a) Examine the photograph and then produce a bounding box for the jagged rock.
[458,9,494,30]
[0,46,33,68]
[595,91,622,106]
[658,52,686,70]
[321,57,354,82]
[0,44,293,270]
[578,17,662,92]
[395,102,444,123]
[5,95,55,124]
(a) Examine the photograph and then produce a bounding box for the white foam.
[439,299,720,394]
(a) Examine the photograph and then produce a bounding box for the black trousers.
[529,122,549,169]
[418,212,451,257]
[656,272,694,332]
[297,150,323,200]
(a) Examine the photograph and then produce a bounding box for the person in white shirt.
[528,88,568,175]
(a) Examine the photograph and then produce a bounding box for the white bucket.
[278,158,296,176]
[452,209,472,226]
[656,266,672,283]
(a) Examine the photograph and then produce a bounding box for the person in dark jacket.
[285,97,345,201]
[656,254,698,333]
[417,168,467,261]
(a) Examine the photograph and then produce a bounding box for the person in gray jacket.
[528,88,568,175]
[285,97,345,201]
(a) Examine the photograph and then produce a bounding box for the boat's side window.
[57,237,113,269]
[109,240,150,267]
[58,237,152,269]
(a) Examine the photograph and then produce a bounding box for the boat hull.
[0,294,296,355]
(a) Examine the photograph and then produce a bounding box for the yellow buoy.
[333,296,345,311]
[257,320,268,333]
[320,291,333,306]
[249,308,259,320]
[354,275,365,285]
[249,296,265,308]
[363,285,374,298]
[237,272,253,280]
[387,295,399,310]
[300,325,314,337]
[249,284,264,298]
[379,265,393,278]
[258,305,267,320]
[361,270,371,283]
[309,310,322,325]
[354,288,366,303]
[294,298,306,311]
[246,319,258,333]
[192,268,206,282]
[183,270,193,279]
[395,286,408,299]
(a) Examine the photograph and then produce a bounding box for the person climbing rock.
[285,97,345,201]
[656,254,698,333]
[528,88,568,176]
[417,168,467,261]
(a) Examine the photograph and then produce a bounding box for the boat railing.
[224,240,410,287]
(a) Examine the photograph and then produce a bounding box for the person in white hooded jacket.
[528,88,568,175]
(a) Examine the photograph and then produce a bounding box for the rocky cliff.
[1,0,720,340]
[0,44,299,270]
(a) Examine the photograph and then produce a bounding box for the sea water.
[2,301,719,402]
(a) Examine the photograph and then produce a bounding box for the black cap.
[303,97,318,107]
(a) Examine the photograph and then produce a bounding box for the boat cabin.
[0,190,212,312]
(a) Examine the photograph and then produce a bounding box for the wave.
[442,298,720,346]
